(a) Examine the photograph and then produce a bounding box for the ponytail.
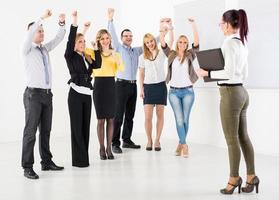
[238,9,249,45]
[222,9,249,45]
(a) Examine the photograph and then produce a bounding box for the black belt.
[170,85,193,89]
[27,87,51,94]
[117,78,136,84]
[218,83,243,87]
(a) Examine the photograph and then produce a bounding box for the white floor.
[0,137,278,200]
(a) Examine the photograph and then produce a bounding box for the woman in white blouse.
[197,9,259,195]
[139,19,173,151]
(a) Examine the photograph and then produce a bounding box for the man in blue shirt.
[107,8,142,153]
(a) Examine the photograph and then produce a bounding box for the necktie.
[37,46,49,85]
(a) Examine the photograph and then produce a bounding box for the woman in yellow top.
[86,29,124,160]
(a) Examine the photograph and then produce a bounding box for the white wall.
[1,0,278,156]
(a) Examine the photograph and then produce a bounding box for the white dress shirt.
[22,18,66,89]
[211,34,248,84]
[138,50,166,84]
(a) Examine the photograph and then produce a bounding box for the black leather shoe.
[122,141,141,149]
[41,162,64,171]
[24,168,39,179]
[112,146,123,154]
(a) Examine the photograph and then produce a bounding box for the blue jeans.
[168,87,195,144]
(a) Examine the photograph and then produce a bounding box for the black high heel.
[242,176,260,193]
[220,177,243,195]
[100,148,107,160]
[106,149,114,160]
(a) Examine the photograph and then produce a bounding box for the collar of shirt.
[122,44,133,51]
[32,42,43,48]
[224,33,240,42]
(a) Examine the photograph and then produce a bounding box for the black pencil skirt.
[93,77,115,119]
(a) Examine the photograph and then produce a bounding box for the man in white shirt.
[21,9,66,179]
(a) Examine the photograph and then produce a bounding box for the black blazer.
[64,25,101,89]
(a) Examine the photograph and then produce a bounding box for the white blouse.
[169,57,192,87]
[138,50,166,84]
[211,34,248,84]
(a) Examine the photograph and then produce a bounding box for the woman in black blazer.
[64,11,101,167]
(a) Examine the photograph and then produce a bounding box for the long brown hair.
[143,33,159,60]
[95,29,113,52]
[222,9,249,45]
[175,35,190,64]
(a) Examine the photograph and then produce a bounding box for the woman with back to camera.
[197,9,260,194]
[160,18,199,157]
[64,11,101,167]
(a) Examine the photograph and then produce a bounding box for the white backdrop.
[0,0,278,156]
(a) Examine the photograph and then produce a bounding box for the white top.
[22,18,66,89]
[211,34,248,84]
[169,57,192,88]
[70,56,92,95]
[138,50,166,84]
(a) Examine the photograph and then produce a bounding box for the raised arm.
[189,18,199,47]
[82,21,91,35]
[22,9,52,55]
[107,8,121,51]
[64,11,78,59]
[44,13,66,52]
[160,18,173,56]
[167,18,174,48]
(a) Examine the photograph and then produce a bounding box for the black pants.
[21,88,53,168]
[68,88,92,167]
[112,81,137,147]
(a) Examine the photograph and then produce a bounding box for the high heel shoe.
[181,144,189,157]
[154,143,161,151]
[220,177,243,194]
[106,149,114,160]
[175,144,182,156]
[242,176,260,193]
[100,148,107,160]
[146,142,152,151]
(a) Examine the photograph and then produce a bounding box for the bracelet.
[58,21,65,26]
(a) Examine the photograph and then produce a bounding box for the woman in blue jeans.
[161,18,199,157]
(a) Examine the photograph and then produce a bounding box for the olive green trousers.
[219,86,255,177]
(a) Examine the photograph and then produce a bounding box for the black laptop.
[196,48,228,82]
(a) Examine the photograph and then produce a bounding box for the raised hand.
[59,13,66,23]
[41,9,52,19]
[188,17,195,24]
[107,8,115,21]
[72,10,77,17]
[72,11,77,26]
[84,21,91,29]
[91,41,98,50]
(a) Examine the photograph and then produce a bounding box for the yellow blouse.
[85,48,125,77]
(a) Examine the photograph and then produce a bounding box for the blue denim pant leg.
[168,88,195,144]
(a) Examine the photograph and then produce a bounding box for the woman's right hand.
[72,11,77,26]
